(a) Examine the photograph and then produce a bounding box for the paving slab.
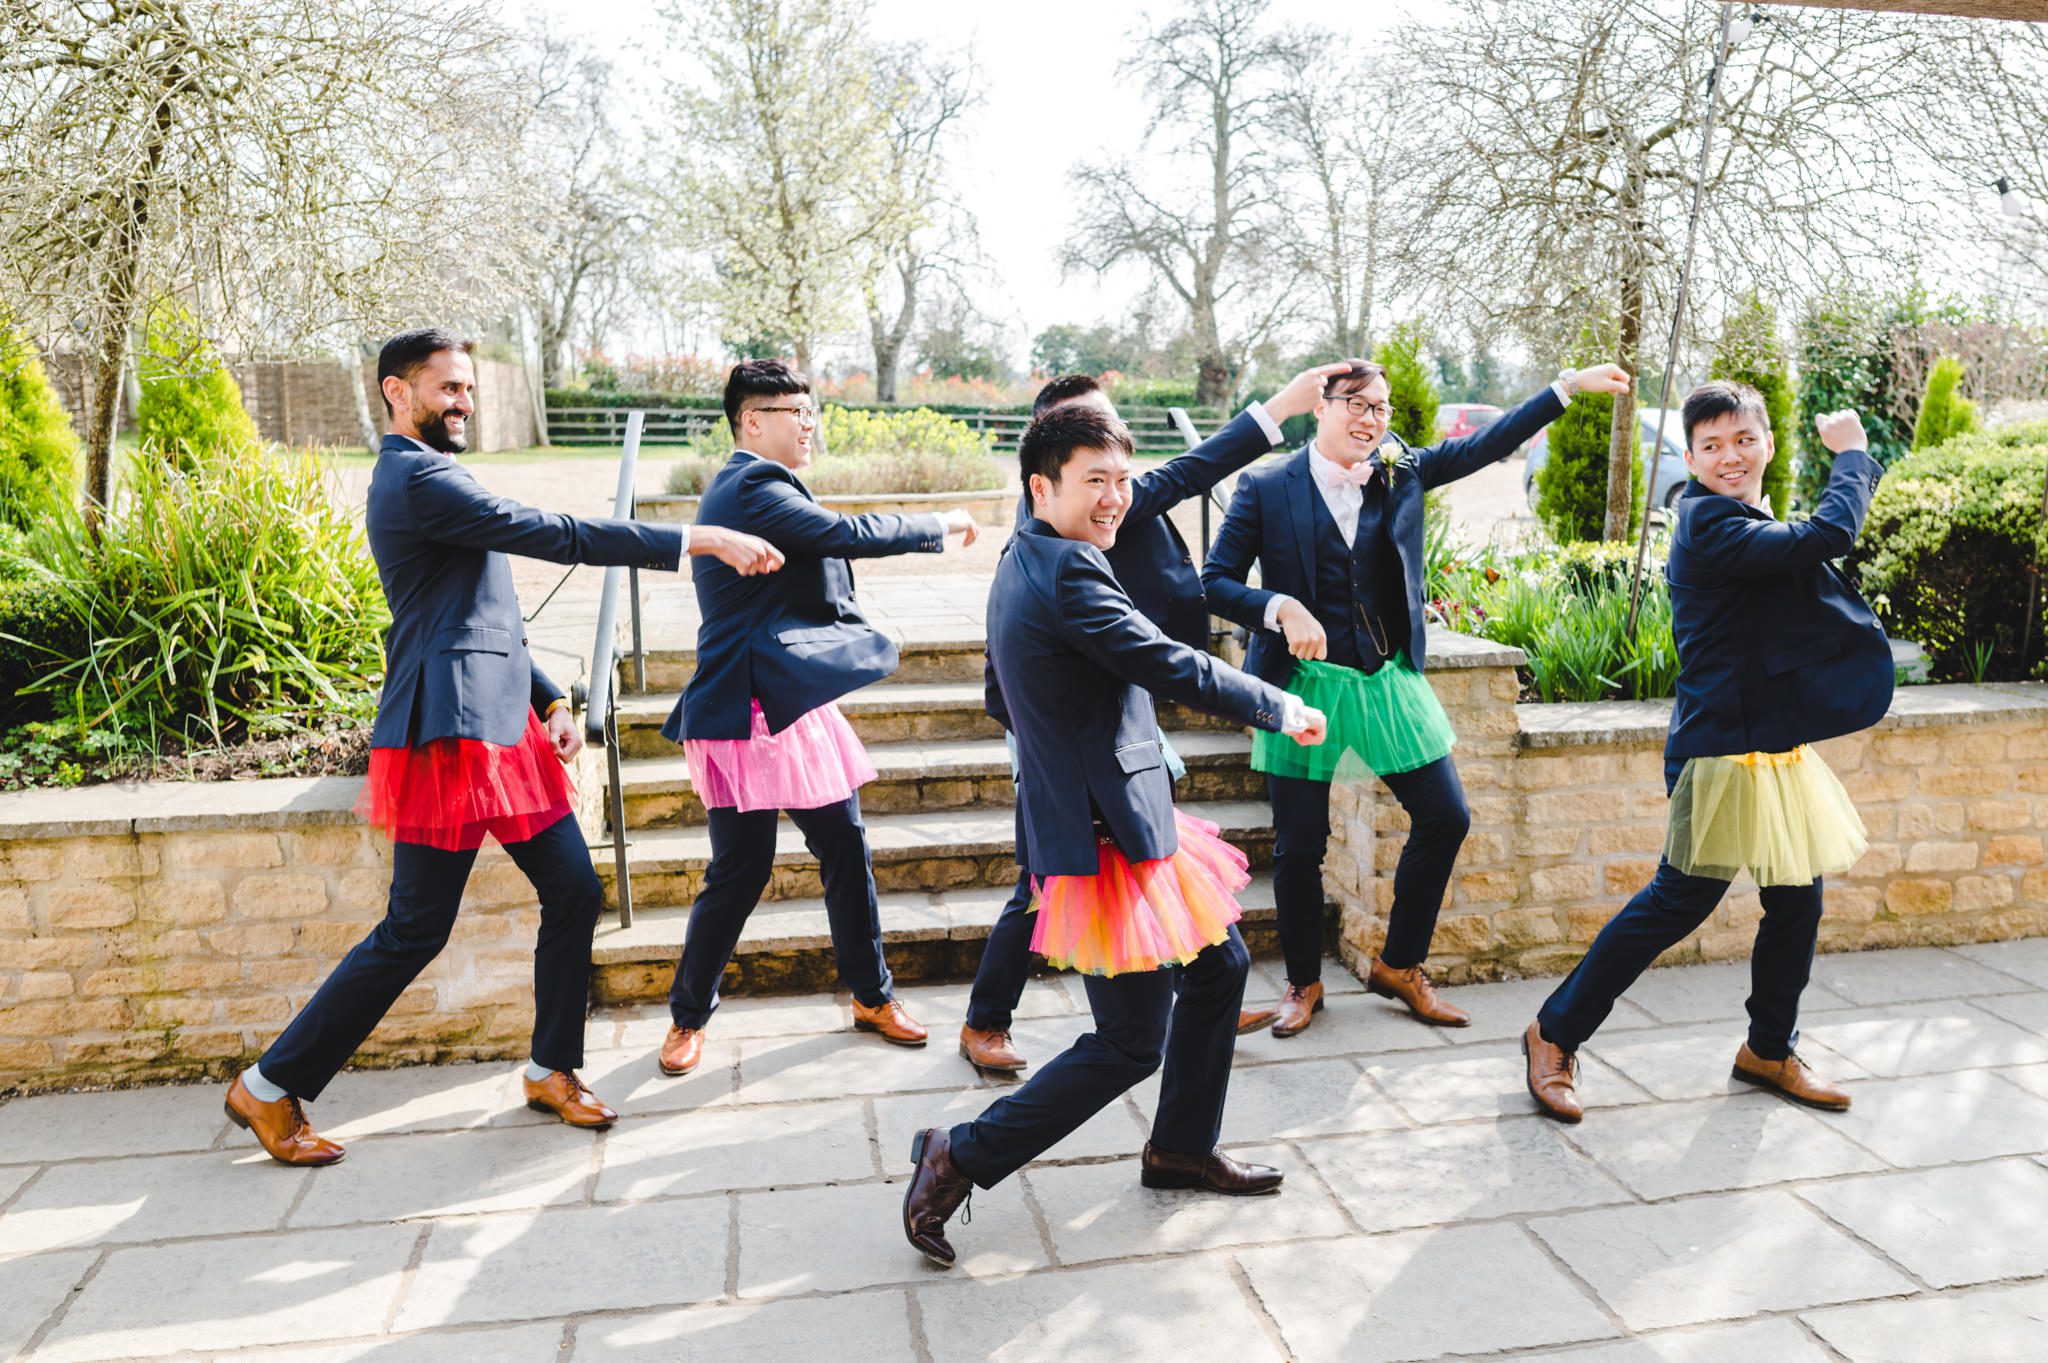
[1796,1001,2048,1077]
[733,1031,985,1103]
[1557,1092,1885,1200]
[595,1098,875,1201]
[1239,1222,1620,1361]
[211,1322,565,1362]
[290,1126,598,1228]
[1432,976,1660,1045]
[1813,946,2033,1006]
[1301,1119,1627,1232]
[1951,937,2048,990]
[871,1086,1145,1165]
[1585,1022,1865,1103]
[1133,1056,1408,1144]
[1797,1158,2048,1288]
[316,1063,554,1140]
[569,1293,914,1360]
[37,1224,419,1362]
[1245,958,1365,998]
[1230,993,1455,1063]
[1615,960,1856,1025]
[569,1045,742,1117]
[915,1256,1282,1363]
[1363,1038,1648,1125]
[0,1160,33,1207]
[1530,1190,1915,1331]
[734,1179,1046,1296]
[1998,1062,2048,1100]
[1966,987,2048,1040]
[0,1149,306,1255]
[1526,1318,1836,1361]
[395,1200,728,1330]
[0,1085,230,1165]
[613,995,849,1047]
[1801,1280,2048,1362]
[0,1249,96,1362]
[1825,1069,2048,1166]
[1024,1146,1348,1264]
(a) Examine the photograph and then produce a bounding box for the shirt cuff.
[1280,694,1311,735]
[680,524,693,551]
[1246,400,1285,447]
[1550,379,1573,407]
[1262,593,1297,633]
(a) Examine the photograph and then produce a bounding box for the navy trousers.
[964,867,1038,1033]
[1270,754,1470,986]
[260,811,601,1101]
[1538,858,1824,1060]
[948,925,1250,1188]
[668,793,892,1027]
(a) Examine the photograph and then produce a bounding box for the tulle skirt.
[356,710,575,851]
[685,699,876,812]
[1029,811,1250,977]
[1251,654,1457,783]
[1665,745,1868,886]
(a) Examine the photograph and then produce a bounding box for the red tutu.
[355,710,576,850]
[1028,812,1250,977]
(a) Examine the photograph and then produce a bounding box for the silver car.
[1522,406,1691,513]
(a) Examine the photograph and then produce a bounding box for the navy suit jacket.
[1203,386,1566,687]
[1011,407,1278,648]
[1664,447,1892,772]
[665,451,945,741]
[987,520,1291,876]
[365,436,683,748]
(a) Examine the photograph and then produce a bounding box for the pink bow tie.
[1313,455,1378,490]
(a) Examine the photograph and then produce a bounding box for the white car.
[1522,407,1691,513]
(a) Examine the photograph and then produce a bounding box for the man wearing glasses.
[654,360,978,1077]
[1204,359,1630,1038]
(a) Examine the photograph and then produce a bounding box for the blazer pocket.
[775,623,860,656]
[1114,740,1164,775]
[437,626,512,655]
[1764,635,1843,677]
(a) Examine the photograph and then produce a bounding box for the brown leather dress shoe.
[659,1025,705,1077]
[853,997,928,1046]
[959,1025,1027,1072]
[1368,957,1471,1027]
[523,1070,618,1129]
[224,1075,346,1167]
[1139,1142,1284,1195]
[1236,1004,1278,1034]
[1523,1020,1583,1123]
[1271,980,1325,1037]
[1733,1044,1851,1111]
[903,1127,974,1267]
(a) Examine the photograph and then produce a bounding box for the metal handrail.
[588,410,643,926]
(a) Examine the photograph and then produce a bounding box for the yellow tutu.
[1665,745,1867,886]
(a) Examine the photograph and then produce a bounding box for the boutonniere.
[1377,442,1409,487]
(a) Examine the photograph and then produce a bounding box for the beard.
[416,407,469,454]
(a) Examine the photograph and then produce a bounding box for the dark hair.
[1031,373,1104,417]
[1018,404,1134,492]
[723,359,810,430]
[1680,379,1770,447]
[1323,358,1386,399]
[377,327,474,416]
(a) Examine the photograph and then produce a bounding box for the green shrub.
[1375,323,1439,448]
[1911,355,1979,451]
[1709,292,1794,518]
[135,302,261,466]
[22,441,387,747]
[1535,390,1642,544]
[1104,375,1200,409]
[673,404,1002,494]
[1847,422,2048,682]
[0,575,85,723]
[0,326,80,528]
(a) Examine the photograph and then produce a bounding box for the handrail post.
[589,410,644,926]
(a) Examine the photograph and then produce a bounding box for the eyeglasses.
[1328,396,1392,421]
[752,404,818,423]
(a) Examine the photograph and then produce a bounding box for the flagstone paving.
[3,942,2047,1361]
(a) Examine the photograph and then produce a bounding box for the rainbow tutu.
[1251,654,1456,783]
[684,699,877,812]
[1665,745,1868,886]
[1029,811,1250,977]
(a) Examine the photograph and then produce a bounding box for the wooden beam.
[1764,1,2048,18]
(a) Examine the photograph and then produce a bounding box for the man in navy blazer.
[654,361,977,1078]
[227,328,782,1167]
[1203,361,1629,1036]
[902,404,1326,1268]
[1526,385,1892,1124]
[958,363,1348,1074]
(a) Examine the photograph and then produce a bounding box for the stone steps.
[631,635,989,693]
[613,730,1264,828]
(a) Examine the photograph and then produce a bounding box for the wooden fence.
[544,404,1224,455]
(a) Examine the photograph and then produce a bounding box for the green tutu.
[1250,654,1456,783]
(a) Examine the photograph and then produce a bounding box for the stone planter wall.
[1327,636,2048,983]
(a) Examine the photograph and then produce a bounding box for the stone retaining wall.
[1327,636,2048,983]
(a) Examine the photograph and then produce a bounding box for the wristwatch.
[1556,367,1580,398]
[544,697,573,721]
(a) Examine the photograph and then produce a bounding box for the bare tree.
[1062,0,1295,407]
[0,0,538,518]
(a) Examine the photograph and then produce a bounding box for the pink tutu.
[1029,811,1250,977]
[684,699,877,812]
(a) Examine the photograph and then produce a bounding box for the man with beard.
[224,327,782,1166]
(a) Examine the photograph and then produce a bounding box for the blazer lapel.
[1286,449,1319,594]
